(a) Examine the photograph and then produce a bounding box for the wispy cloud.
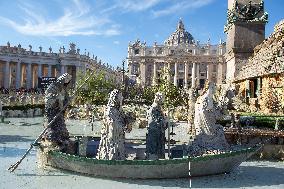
[117,0,161,12]
[113,40,120,45]
[0,0,121,37]
[152,0,215,18]
[101,0,161,14]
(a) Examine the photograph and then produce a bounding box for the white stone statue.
[188,82,229,156]
[96,89,133,160]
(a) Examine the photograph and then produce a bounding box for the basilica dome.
[164,19,194,46]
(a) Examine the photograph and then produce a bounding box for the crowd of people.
[0,87,45,95]
[0,87,45,106]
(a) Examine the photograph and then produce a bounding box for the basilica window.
[134,49,139,55]
[213,65,217,72]
[157,48,163,54]
[133,64,139,74]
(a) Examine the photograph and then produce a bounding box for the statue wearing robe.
[146,92,167,160]
[96,89,132,160]
[42,73,72,149]
[188,82,229,156]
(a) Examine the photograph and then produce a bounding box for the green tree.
[75,70,116,105]
[124,68,188,108]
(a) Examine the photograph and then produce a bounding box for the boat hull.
[39,147,259,179]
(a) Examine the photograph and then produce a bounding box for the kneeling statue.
[188,82,229,156]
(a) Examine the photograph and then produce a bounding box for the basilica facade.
[127,19,226,89]
[0,42,119,89]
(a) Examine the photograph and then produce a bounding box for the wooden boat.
[38,143,260,179]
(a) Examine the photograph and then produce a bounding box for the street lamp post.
[122,59,126,94]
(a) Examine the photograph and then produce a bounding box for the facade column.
[207,63,212,82]
[174,62,178,86]
[191,62,196,88]
[139,62,146,86]
[127,62,132,75]
[167,62,171,82]
[16,61,21,89]
[27,63,32,89]
[184,62,188,89]
[152,62,157,85]
[4,61,10,89]
[196,63,200,88]
[216,63,221,84]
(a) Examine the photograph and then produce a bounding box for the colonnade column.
[4,61,10,88]
[61,65,66,75]
[26,63,32,89]
[75,65,80,80]
[174,62,178,86]
[48,65,52,77]
[16,61,21,89]
[38,64,42,79]
[184,62,188,89]
[152,62,157,85]
[191,62,196,88]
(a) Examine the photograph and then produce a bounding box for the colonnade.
[0,60,77,89]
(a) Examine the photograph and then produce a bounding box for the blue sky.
[0,0,283,67]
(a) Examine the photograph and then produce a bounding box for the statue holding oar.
[8,73,91,172]
[41,73,73,152]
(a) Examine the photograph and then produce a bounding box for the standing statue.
[42,73,72,151]
[96,89,133,160]
[188,82,229,156]
[146,92,167,160]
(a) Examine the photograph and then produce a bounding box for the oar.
[8,73,92,172]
